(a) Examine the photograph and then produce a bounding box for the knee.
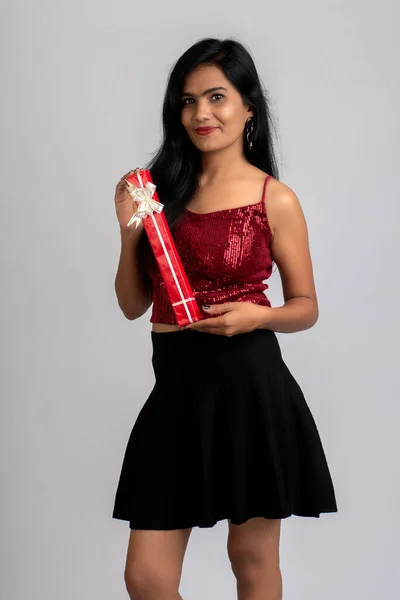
[124,566,177,600]
[227,542,280,584]
[228,546,261,583]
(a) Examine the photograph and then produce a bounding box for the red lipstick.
[195,127,217,135]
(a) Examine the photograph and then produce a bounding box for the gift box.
[124,168,203,327]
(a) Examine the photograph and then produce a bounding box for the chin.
[196,142,220,150]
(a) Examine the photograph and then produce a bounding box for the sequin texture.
[146,175,274,324]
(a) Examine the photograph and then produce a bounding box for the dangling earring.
[246,116,254,151]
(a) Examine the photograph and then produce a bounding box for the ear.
[247,106,254,119]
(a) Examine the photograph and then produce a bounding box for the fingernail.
[203,305,210,310]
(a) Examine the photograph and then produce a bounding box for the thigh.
[227,518,281,569]
[124,527,193,590]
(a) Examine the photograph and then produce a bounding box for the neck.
[199,139,250,185]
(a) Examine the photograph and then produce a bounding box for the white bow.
[126,181,164,228]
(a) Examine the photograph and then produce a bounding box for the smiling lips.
[195,127,218,135]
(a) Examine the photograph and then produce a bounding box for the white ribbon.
[125,180,164,228]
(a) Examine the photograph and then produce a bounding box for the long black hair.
[138,36,280,271]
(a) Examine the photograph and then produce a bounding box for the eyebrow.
[181,86,228,98]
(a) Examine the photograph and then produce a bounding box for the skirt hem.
[112,507,338,530]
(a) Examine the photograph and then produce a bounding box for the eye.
[211,93,224,101]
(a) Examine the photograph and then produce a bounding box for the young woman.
[112,37,337,600]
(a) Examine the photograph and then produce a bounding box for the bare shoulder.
[264,177,305,240]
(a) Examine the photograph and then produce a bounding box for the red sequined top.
[146,175,274,324]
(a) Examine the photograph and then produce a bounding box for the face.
[180,64,254,152]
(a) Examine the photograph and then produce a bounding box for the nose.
[192,98,213,122]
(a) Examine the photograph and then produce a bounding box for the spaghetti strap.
[260,175,273,222]
[261,174,273,203]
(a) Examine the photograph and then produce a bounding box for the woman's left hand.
[183,302,272,336]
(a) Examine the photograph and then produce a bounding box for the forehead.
[182,64,232,93]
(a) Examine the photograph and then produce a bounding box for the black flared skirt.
[112,328,338,530]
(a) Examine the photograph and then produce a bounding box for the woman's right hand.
[114,168,145,234]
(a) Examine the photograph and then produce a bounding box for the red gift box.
[124,169,203,327]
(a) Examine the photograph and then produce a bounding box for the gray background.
[1,0,399,598]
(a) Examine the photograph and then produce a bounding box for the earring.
[246,116,254,151]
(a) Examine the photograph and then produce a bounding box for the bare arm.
[115,229,152,320]
[259,180,319,333]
